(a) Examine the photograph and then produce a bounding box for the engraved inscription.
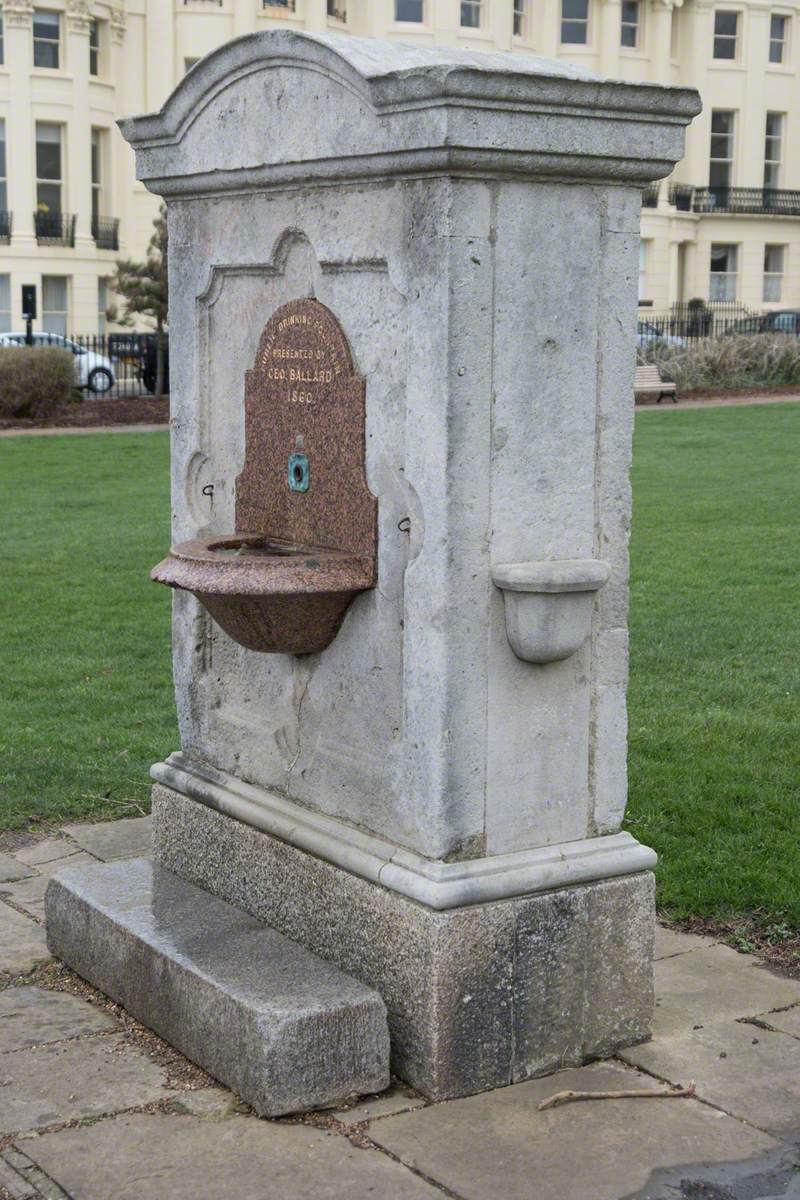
[257,303,352,403]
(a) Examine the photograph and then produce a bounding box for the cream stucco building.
[1,0,798,333]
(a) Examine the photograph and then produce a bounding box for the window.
[638,240,647,302]
[0,120,6,215]
[709,110,735,196]
[33,9,60,69]
[98,278,108,336]
[769,14,788,62]
[0,276,9,332]
[621,0,639,47]
[91,129,104,223]
[713,10,738,59]
[561,0,589,43]
[670,6,679,55]
[763,245,784,301]
[395,0,424,20]
[513,0,528,37]
[89,18,100,75]
[764,112,783,189]
[0,14,4,65]
[262,0,296,9]
[36,122,62,214]
[709,244,738,300]
[42,276,68,336]
[327,0,347,19]
[461,1,482,27]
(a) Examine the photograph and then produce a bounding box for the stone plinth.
[105,32,701,1098]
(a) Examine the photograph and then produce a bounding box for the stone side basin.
[151,535,375,655]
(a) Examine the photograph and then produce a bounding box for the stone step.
[44,857,390,1117]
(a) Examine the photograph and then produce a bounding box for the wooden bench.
[634,364,677,404]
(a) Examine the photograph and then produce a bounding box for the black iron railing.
[92,216,120,250]
[668,185,800,216]
[641,183,660,208]
[0,211,11,241]
[34,212,76,246]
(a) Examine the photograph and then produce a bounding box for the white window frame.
[763,245,784,302]
[712,9,739,60]
[394,0,425,22]
[0,119,6,217]
[638,240,648,302]
[89,17,102,76]
[98,278,108,336]
[513,0,528,38]
[33,9,61,69]
[621,0,640,49]
[709,109,735,193]
[561,0,590,45]
[0,275,10,332]
[35,121,63,215]
[460,0,484,29]
[768,13,789,63]
[42,276,69,337]
[709,244,738,301]
[764,112,783,189]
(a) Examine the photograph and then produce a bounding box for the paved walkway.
[0,424,168,438]
[1,819,799,1200]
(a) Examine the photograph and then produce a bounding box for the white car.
[0,332,116,394]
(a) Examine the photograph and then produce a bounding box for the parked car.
[722,310,800,337]
[0,332,116,393]
[636,320,688,349]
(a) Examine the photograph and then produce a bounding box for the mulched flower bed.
[0,394,169,430]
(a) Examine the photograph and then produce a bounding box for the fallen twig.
[537,1081,695,1111]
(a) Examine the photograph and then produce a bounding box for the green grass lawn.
[627,403,800,930]
[1,408,798,933]
[0,431,176,829]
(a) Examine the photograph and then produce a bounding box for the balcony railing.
[0,212,11,242]
[641,183,660,208]
[92,216,120,251]
[668,185,800,216]
[34,212,76,246]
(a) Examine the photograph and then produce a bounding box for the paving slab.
[653,924,717,960]
[23,1111,442,1200]
[367,1061,778,1200]
[0,854,35,885]
[621,1018,800,1136]
[45,857,390,1117]
[59,817,152,862]
[0,986,116,1053]
[330,1084,427,1124]
[0,904,51,975]
[168,1087,243,1119]
[0,1033,177,1134]
[0,1153,38,1200]
[653,943,800,1035]
[13,839,79,868]
[761,1003,800,1040]
[1,855,97,920]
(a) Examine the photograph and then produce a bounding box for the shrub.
[639,335,800,393]
[0,347,75,419]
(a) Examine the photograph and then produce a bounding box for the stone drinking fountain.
[46,31,700,1114]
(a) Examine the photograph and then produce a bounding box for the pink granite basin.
[151,535,375,654]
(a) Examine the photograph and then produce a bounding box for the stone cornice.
[119,30,701,198]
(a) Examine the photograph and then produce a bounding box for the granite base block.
[44,857,390,1117]
[152,785,655,1099]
